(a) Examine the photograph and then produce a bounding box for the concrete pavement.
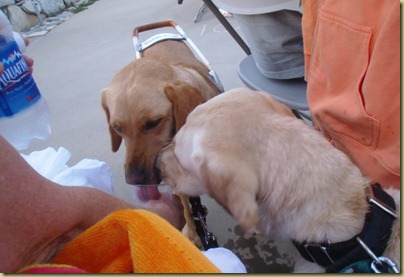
[22,0,294,272]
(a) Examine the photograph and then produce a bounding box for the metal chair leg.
[194,3,206,23]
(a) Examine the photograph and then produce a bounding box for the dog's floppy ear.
[202,159,260,232]
[101,88,122,152]
[164,84,206,132]
[227,185,259,232]
[223,168,260,232]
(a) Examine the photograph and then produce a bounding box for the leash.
[293,183,398,273]
[189,196,219,250]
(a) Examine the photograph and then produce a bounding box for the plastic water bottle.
[0,10,51,150]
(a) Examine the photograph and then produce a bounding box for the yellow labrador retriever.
[158,88,400,273]
[101,40,221,245]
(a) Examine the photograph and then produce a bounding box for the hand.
[142,193,186,230]
[23,54,34,74]
[0,34,33,75]
[0,55,34,75]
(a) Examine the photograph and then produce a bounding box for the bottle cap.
[12,31,26,53]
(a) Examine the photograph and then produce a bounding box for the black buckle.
[302,240,334,266]
[367,183,398,219]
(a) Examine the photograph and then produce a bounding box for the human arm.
[0,135,184,272]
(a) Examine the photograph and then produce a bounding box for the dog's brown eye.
[143,118,162,131]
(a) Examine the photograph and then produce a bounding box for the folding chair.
[238,55,311,121]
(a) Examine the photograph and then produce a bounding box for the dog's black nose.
[125,166,146,185]
[125,165,161,185]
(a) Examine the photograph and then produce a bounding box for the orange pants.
[302,0,400,189]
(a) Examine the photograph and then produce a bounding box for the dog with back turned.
[158,88,400,273]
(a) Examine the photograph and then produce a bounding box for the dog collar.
[292,183,397,273]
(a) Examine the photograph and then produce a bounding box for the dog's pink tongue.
[136,185,161,201]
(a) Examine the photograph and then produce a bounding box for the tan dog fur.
[101,40,220,246]
[158,88,400,272]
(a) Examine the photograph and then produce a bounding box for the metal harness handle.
[132,20,224,92]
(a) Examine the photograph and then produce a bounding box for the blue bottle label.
[0,39,41,117]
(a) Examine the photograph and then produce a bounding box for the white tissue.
[202,247,247,273]
[21,147,114,195]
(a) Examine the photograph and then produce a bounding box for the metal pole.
[201,0,251,55]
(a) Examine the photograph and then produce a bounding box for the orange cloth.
[51,209,221,273]
[302,0,400,189]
